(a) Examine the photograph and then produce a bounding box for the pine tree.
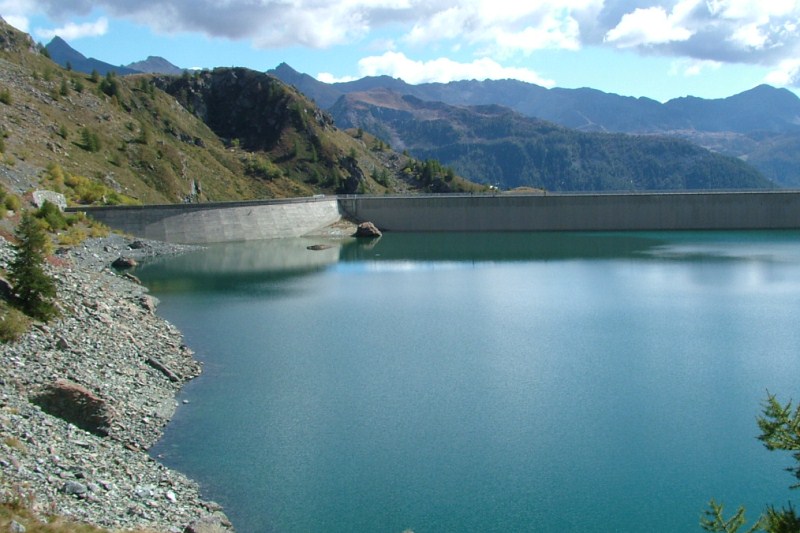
[9,213,57,321]
[702,393,800,532]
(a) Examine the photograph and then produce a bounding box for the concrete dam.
[70,191,800,244]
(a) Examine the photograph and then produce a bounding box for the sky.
[2,0,800,103]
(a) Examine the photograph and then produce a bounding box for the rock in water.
[354,221,382,238]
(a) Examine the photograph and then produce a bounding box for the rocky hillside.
[331,89,773,191]
[0,21,476,207]
[153,67,479,194]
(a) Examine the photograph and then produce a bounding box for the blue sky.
[3,1,800,103]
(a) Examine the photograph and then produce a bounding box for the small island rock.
[354,221,382,238]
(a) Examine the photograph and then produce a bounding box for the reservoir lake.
[139,231,800,532]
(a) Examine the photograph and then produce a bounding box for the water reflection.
[142,229,800,533]
[137,237,344,294]
[136,230,800,294]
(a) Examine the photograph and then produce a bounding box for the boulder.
[31,379,114,437]
[112,256,137,269]
[139,295,158,314]
[146,356,180,382]
[354,221,382,238]
[31,190,67,211]
[184,515,233,533]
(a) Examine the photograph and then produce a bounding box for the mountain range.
[329,89,768,191]
[270,63,800,187]
[45,36,182,76]
[26,31,797,193]
[0,20,477,207]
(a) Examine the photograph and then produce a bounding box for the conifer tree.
[9,212,57,321]
[702,393,800,532]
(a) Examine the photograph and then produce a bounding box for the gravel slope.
[0,234,234,532]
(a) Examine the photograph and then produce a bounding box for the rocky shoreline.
[0,234,234,532]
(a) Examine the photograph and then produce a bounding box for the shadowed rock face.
[32,379,115,437]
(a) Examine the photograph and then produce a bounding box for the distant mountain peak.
[45,36,139,76]
[126,55,183,75]
[45,36,87,63]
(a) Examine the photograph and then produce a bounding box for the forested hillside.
[273,63,800,188]
[331,90,773,191]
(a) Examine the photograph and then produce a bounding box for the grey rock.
[139,295,159,313]
[62,480,88,496]
[9,520,26,533]
[184,515,231,533]
[31,190,67,210]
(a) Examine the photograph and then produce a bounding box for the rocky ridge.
[0,234,233,532]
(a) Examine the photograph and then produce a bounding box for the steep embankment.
[0,235,233,532]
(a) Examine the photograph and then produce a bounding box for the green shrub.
[4,195,20,212]
[0,88,11,105]
[0,304,30,343]
[35,200,68,231]
[57,226,87,245]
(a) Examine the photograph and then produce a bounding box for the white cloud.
[491,12,582,55]
[11,0,800,76]
[354,51,556,86]
[403,1,600,56]
[669,58,722,77]
[3,15,30,32]
[35,17,109,40]
[317,72,358,84]
[729,22,768,49]
[765,59,800,87]
[707,0,796,21]
[604,6,693,47]
[0,0,40,32]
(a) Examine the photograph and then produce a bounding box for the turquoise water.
[140,232,800,532]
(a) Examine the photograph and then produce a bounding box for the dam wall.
[71,191,800,244]
[70,197,341,244]
[338,192,800,232]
